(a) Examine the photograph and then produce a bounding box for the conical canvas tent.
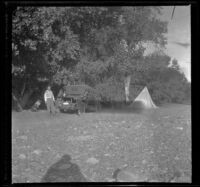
[134,87,158,109]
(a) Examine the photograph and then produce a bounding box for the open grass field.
[12,104,191,183]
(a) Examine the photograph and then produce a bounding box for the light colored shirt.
[44,90,55,102]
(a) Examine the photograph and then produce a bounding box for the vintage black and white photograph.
[11,5,191,183]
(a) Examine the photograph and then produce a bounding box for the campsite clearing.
[12,104,191,183]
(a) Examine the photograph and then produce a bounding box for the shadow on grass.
[41,154,88,182]
[98,101,151,114]
[13,101,157,116]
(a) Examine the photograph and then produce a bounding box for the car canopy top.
[58,85,100,100]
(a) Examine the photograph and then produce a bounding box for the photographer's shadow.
[41,154,88,182]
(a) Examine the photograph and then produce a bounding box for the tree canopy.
[12,6,191,109]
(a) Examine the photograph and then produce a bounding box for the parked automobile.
[56,96,81,115]
[56,84,101,114]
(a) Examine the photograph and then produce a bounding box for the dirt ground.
[12,104,191,183]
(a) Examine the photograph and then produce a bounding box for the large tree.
[12,7,80,108]
[116,7,168,102]
[66,7,168,102]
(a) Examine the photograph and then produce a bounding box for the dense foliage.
[143,55,191,104]
[12,6,191,109]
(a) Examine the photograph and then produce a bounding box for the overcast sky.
[160,6,191,82]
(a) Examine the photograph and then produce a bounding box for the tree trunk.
[20,81,26,98]
[20,89,34,108]
[12,93,23,111]
[119,29,131,103]
[124,75,131,103]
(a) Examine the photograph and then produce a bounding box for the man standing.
[44,86,56,115]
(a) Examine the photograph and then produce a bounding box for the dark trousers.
[46,98,55,114]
